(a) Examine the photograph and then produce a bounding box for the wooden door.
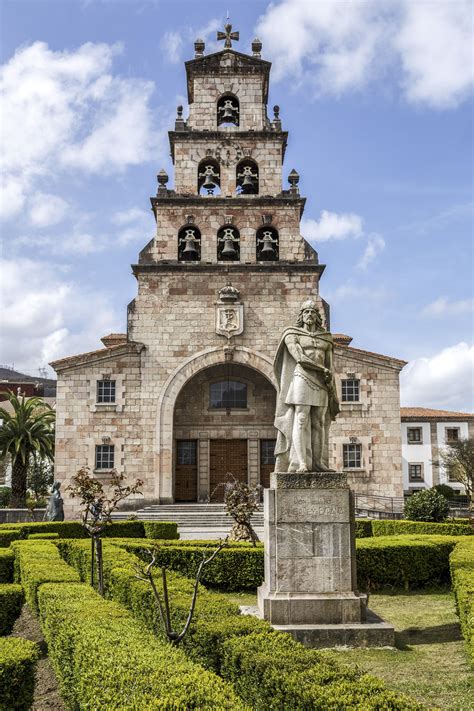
[175,440,197,502]
[210,439,247,502]
[260,439,276,491]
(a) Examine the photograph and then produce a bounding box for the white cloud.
[0,258,121,373]
[111,207,153,245]
[255,0,473,107]
[401,342,474,412]
[357,233,385,270]
[328,283,389,303]
[15,232,104,256]
[1,41,162,221]
[422,297,474,318]
[161,31,183,64]
[302,210,363,243]
[29,193,69,227]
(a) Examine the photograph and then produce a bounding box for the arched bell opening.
[256,225,279,261]
[217,225,240,261]
[217,93,240,127]
[178,224,201,262]
[173,362,276,502]
[236,159,259,195]
[197,158,221,197]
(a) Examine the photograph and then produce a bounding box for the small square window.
[260,440,276,465]
[407,427,422,444]
[445,428,460,443]
[343,443,361,469]
[97,380,116,403]
[95,444,114,469]
[408,464,423,482]
[341,379,360,403]
[176,440,197,466]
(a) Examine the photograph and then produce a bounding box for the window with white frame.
[95,444,114,469]
[445,427,460,443]
[343,443,362,469]
[341,379,360,402]
[407,427,423,444]
[97,379,116,403]
[408,463,424,482]
[260,439,276,465]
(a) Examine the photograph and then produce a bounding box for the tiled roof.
[50,341,143,370]
[336,344,407,367]
[401,407,474,420]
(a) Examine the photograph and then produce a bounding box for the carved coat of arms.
[215,283,244,339]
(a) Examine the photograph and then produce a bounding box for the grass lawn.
[223,589,473,710]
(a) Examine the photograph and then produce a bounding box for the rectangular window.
[95,444,114,469]
[210,380,247,409]
[407,427,423,444]
[343,443,362,469]
[445,428,460,443]
[176,440,197,466]
[97,379,116,403]
[341,379,360,402]
[408,464,423,481]
[260,440,276,465]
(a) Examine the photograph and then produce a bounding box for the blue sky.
[0,0,473,411]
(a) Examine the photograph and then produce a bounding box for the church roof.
[333,335,407,369]
[50,340,144,372]
[401,407,474,421]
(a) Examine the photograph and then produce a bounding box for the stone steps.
[111,504,264,527]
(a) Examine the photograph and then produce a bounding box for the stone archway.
[154,346,275,502]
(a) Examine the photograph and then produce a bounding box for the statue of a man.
[43,481,64,521]
[274,300,340,472]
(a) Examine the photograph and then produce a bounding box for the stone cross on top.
[217,22,239,48]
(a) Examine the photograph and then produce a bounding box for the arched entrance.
[173,362,276,502]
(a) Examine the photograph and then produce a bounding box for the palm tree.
[0,391,55,508]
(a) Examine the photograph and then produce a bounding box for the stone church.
[51,28,406,515]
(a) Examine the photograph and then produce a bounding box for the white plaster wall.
[401,422,432,490]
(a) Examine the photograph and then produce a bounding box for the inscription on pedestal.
[276,490,350,523]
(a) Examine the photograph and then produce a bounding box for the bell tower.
[126,25,327,503]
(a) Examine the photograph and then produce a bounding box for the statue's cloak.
[273,326,339,469]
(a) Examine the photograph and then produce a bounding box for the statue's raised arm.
[273,299,340,473]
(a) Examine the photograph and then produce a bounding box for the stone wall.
[187,74,266,132]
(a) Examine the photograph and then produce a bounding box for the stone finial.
[194,38,205,57]
[156,169,169,196]
[175,105,185,131]
[252,38,262,57]
[288,168,300,194]
[217,22,239,49]
[218,281,240,303]
[272,105,282,131]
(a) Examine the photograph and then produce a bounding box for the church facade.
[51,30,406,516]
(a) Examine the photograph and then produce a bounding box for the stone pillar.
[258,471,366,626]
[255,471,394,647]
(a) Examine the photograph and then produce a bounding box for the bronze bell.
[240,174,256,193]
[221,237,238,258]
[221,106,235,121]
[202,177,217,194]
[260,239,276,256]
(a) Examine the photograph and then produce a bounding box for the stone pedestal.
[256,472,394,648]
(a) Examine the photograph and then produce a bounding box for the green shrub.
[38,582,246,710]
[0,529,22,548]
[450,537,474,664]
[372,519,472,537]
[433,483,457,499]
[0,521,86,539]
[404,488,449,522]
[14,541,80,612]
[0,550,14,583]
[0,487,11,507]
[101,520,145,538]
[0,636,39,710]
[356,535,459,590]
[355,519,373,537]
[0,584,24,635]
[143,521,179,539]
[221,630,422,710]
[27,532,60,540]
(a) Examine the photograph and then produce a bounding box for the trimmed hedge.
[27,532,60,540]
[356,535,460,590]
[38,583,247,710]
[355,519,373,538]
[372,519,472,537]
[143,521,179,539]
[450,537,474,663]
[221,631,423,710]
[0,550,14,583]
[0,529,22,548]
[0,584,24,635]
[0,636,39,710]
[13,541,80,612]
[61,540,423,709]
